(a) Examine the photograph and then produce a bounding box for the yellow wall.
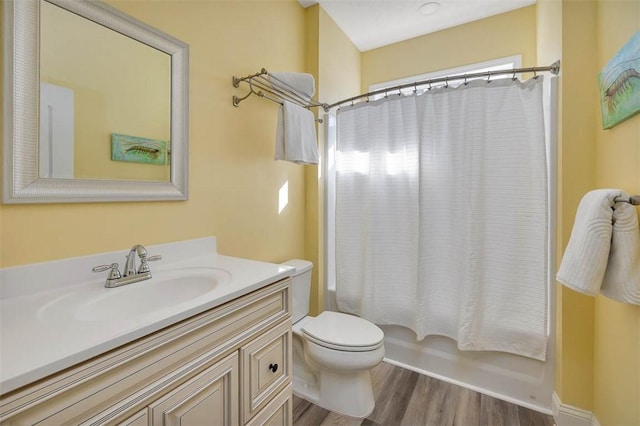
[0,0,308,267]
[558,0,599,410]
[304,5,361,315]
[539,1,640,422]
[361,5,537,91]
[593,2,640,425]
[40,0,171,181]
[303,5,321,317]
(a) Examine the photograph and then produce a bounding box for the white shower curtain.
[335,77,548,361]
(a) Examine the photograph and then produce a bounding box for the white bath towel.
[275,101,319,164]
[269,72,315,100]
[557,189,619,295]
[269,72,318,164]
[600,202,640,305]
[557,189,640,304]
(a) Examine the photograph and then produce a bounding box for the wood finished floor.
[292,362,555,426]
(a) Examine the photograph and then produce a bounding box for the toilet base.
[292,369,375,419]
[291,315,383,419]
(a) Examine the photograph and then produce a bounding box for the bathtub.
[325,289,554,414]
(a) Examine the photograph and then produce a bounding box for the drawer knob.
[268,363,278,373]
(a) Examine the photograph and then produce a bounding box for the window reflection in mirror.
[39,0,171,182]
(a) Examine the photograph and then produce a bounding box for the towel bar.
[232,68,329,117]
[615,195,640,206]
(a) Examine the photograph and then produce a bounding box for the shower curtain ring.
[533,69,539,79]
[444,77,449,88]
[487,71,492,83]
[512,70,517,81]
[414,82,418,94]
[463,74,468,86]
[384,89,388,99]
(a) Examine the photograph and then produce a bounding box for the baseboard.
[552,392,600,426]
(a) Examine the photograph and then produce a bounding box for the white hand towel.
[556,189,621,295]
[275,101,319,165]
[600,202,640,305]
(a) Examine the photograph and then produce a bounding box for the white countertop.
[0,237,293,395]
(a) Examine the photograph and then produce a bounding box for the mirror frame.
[2,0,189,203]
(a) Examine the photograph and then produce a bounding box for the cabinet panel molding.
[241,321,292,423]
[149,352,238,426]
[116,409,147,426]
[245,385,292,426]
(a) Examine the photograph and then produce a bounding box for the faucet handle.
[92,263,122,280]
[137,254,162,273]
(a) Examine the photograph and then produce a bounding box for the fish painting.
[111,133,168,165]
[598,31,640,129]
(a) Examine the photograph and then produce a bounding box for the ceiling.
[298,0,536,52]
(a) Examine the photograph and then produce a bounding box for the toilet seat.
[301,311,384,352]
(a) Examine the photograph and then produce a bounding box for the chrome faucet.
[93,244,162,288]
[124,244,149,276]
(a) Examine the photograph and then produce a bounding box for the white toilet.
[283,259,385,419]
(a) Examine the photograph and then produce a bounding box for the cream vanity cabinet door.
[148,352,238,426]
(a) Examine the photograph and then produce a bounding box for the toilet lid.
[301,311,384,351]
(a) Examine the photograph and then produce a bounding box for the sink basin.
[38,267,232,322]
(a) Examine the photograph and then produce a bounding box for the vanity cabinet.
[0,278,292,426]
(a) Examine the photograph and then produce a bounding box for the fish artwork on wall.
[598,30,640,129]
[111,133,168,165]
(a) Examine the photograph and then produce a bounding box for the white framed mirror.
[2,0,189,203]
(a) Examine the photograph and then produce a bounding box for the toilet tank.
[281,259,313,323]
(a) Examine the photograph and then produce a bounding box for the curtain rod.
[327,60,561,110]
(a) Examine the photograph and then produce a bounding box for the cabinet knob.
[268,363,278,373]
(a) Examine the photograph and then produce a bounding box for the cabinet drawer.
[245,384,292,426]
[241,320,291,423]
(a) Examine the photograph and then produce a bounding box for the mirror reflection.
[39,0,171,182]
